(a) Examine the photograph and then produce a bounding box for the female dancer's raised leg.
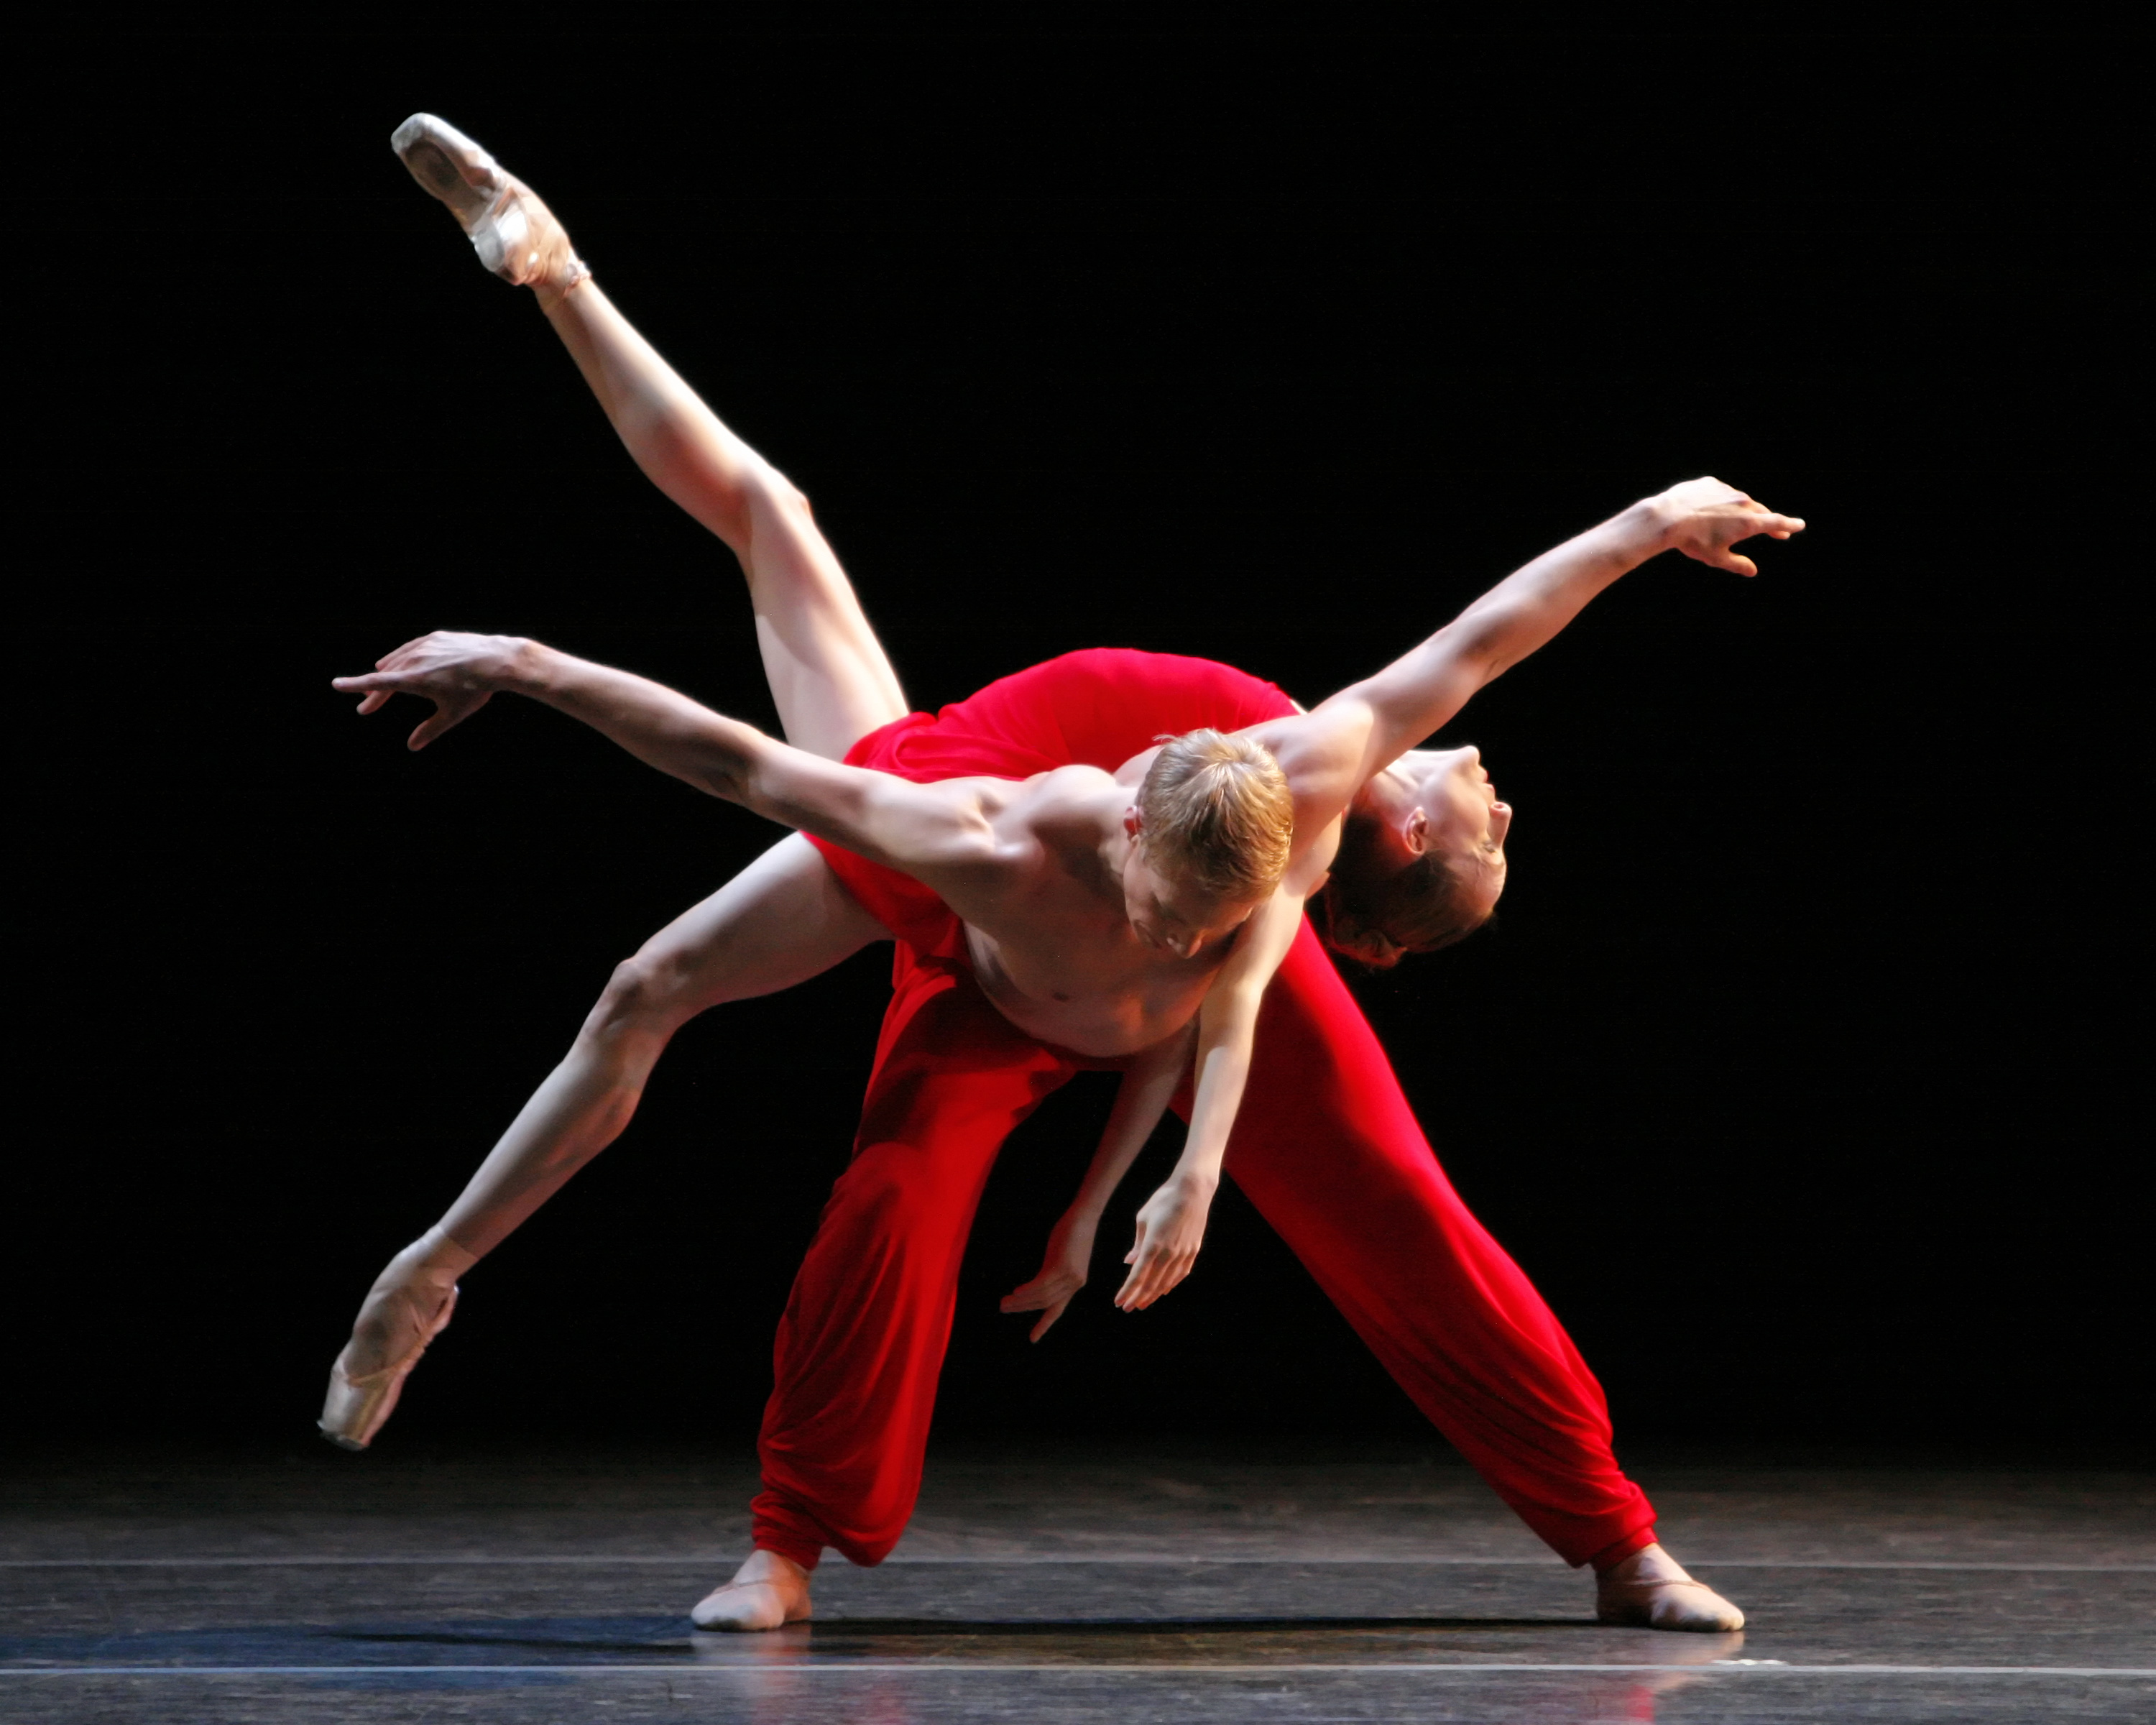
[324,120,913,1450]
[390,114,903,762]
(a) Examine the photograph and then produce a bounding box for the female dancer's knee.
[586,949,701,1044]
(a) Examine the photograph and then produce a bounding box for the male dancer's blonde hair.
[1136,730,1295,904]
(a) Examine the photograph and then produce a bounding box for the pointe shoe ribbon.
[390,114,590,300]
[319,1227,477,1450]
[1596,1577,1747,1632]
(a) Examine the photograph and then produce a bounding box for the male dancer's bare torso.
[866,764,1253,1057]
[847,746,1340,1058]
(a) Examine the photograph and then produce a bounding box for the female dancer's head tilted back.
[1323,746,1511,965]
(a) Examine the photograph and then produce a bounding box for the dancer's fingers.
[1113,1257,1151,1310]
[410,703,466,750]
[1028,1297,1072,1343]
[1120,1241,1189,1310]
[1000,1270,1079,1313]
[1135,1251,1196,1310]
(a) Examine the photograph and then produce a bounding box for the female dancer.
[326,115,1798,1632]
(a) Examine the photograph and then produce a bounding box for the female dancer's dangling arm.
[1000,1024,1194,1340]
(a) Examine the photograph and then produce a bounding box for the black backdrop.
[13,23,2137,1453]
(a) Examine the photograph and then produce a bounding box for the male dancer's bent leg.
[691,939,1082,1629]
[1216,926,1650,1560]
[1214,924,1741,1629]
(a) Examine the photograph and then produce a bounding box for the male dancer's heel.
[319,1226,476,1450]
[390,113,589,302]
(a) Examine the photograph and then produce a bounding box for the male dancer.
[333,114,1800,1634]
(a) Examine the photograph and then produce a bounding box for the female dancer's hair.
[1317,809,1493,967]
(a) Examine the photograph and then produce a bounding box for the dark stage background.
[13,24,2137,1454]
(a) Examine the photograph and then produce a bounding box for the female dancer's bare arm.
[999,1025,1194,1340]
[1258,480,1806,825]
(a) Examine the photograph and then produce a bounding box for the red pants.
[752,651,1654,1572]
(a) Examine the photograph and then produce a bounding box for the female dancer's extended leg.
[324,120,910,1448]
[322,836,886,1446]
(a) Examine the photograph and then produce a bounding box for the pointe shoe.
[319,1227,476,1450]
[1596,1543,1745,1632]
[690,1550,814,1632]
[390,114,589,300]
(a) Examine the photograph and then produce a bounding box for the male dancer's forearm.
[500,642,987,884]
[506,641,771,801]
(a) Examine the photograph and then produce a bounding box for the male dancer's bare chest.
[962,886,1227,1059]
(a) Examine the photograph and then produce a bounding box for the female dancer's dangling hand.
[1115,1171,1217,1312]
[1000,1208,1098,1342]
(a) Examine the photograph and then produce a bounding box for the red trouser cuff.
[750,1492,827,1573]
[1586,1524,1659,1573]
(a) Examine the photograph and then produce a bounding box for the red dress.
[754,649,1654,1572]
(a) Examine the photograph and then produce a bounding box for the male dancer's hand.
[333,631,528,749]
[1649,477,1805,576]
[1117,1172,1216,1312]
[1000,1208,1097,1341]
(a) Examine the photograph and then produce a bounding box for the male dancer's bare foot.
[390,114,589,303]
[690,1550,814,1631]
[1595,1542,1746,1632]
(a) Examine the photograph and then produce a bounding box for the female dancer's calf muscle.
[321,834,883,1446]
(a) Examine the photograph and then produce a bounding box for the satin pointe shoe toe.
[318,1227,476,1450]
[390,113,589,297]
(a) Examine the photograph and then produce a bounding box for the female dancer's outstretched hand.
[333,631,527,750]
[1654,477,1806,576]
[1000,1208,1098,1342]
[1116,1172,1216,1312]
